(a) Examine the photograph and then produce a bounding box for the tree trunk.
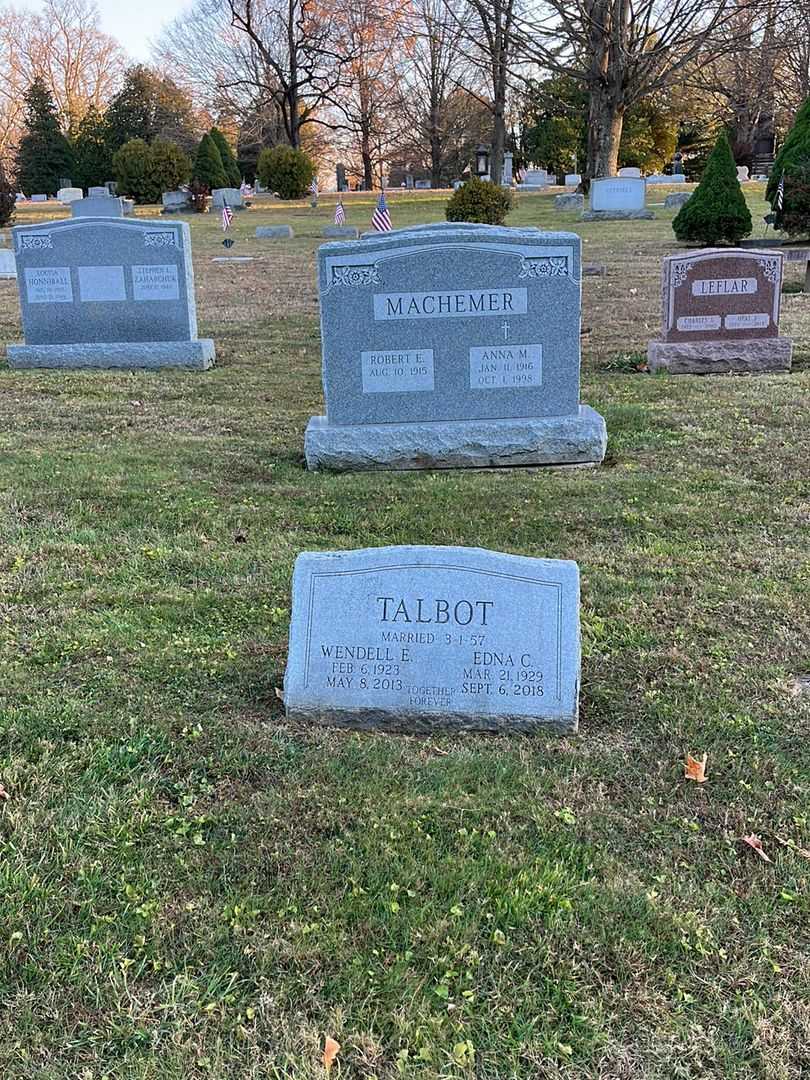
[586,87,624,183]
[361,126,373,190]
[491,97,505,184]
[429,97,442,187]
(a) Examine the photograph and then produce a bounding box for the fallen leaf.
[0,783,9,800]
[742,834,772,863]
[322,1036,340,1072]
[274,687,284,702]
[684,752,708,783]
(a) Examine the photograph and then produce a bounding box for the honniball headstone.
[306,223,606,471]
[583,177,653,220]
[8,218,215,370]
[284,545,581,733]
[647,248,791,373]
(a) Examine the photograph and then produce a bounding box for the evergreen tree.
[192,133,228,191]
[16,77,73,195]
[209,127,241,187]
[0,158,15,227]
[105,66,198,154]
[766,96,810,238]
[71,106,113,189]
[673,132,752,245]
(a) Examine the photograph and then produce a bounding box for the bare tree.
[514,0,765,182]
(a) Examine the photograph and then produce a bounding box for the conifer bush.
[673,132,751,245]
[256,146,315,200]
[767,96,810,238]
[209,128,241,188]
[193,133,228,192]
[0,159,15,227]
[445,177,512,224]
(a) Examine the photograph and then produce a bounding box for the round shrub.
[445,177,512,225]
[256,146,315,200]
[673,132,751,245]
[113,138,192,204]
[149,138,192,196]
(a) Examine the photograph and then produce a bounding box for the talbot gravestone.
[583,177,653,220]
[8,218,215,370]
[647,248,791,373]
[284,545,581,733]
[306,223,606,470]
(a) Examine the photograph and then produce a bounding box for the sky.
[20,0,189,61]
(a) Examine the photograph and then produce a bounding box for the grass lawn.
[0,188,808,1079]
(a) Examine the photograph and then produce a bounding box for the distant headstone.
[405,175,415,189]
[284,545,581,733]
[0,250,17,279]
[452,180,464,190]
[162,190,192,213]
[618,167,642,178]
[122,199,135,217]
[672,151,685,178]
[414,179,431,189]
[583,177,653,220]
[8,218,215,370]
[647,248,791,373]
[502,151,513,186]
[736,165,750,182]
[555,193,584,211]
[57,187,83,204]
[564,174,581,186]
[105,181,117,195]
[664,192,692,209]
[306,223,606,471]
[518,169,548,190]
[59,177,72,189]
[323,225,360,239]
[255,225,294,239]
[88,186,108,198]
[31,195,48,203]
[71,196,125,218]
[336,163,348,192]
[212,188,244,210]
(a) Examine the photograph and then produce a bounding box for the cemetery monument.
[583,177,653,220]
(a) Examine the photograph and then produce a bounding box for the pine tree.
[766,96,810,238]
[71,106,113,190]
[673,132,752,245]
[192,133,228,191]
[16,77,73,195]
[0,157,15,227]
[209,127,241,187]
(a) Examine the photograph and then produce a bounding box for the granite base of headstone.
[323,225,360,239]
[647,248,792,374]
[8,218,215,370]
[256,225,294,239]
[283,545,581,734]
[306,223,607,471]
[0,250,17,278]
[72,195,125,218]
[555,194,584,210]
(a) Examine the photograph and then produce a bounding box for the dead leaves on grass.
[684,752,708,783]
[322,1036,341,1072]
[741,834,772,863]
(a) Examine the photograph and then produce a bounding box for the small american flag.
[775,172,785,211]
[221,202,234,230]
[371,190,392,232]
[334,200,345,225]
[310,177,318,196]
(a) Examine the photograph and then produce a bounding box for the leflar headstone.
[647,248,791,373]
[306,223,606,471]
[8,217,215,370]
[284,545,581,733]
[72,196,125,218]
[583,177,653,220]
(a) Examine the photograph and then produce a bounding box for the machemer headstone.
[8,217,215,370]
[284,545,581,734]
[584,177,653,220]
[647,248,791,373]
[306,223,606,471]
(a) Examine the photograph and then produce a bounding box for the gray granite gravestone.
[664,192,691,209]
[31,195,47,203]
[8,217,214,369]
[212,188,244,209]
[256,225,294,238]
[162,190,192,213]
[323,225,360,239]
[88,186,108,198]
[0,250,16,278]
[71,195,125,218]
[584,178,653,220]
[647,248,791,373]
[306,223,606,470]
[57,187,83,204]
[555,194,584,210]
[284,545,581,733]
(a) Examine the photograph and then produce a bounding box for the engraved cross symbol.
[501,320,510,342]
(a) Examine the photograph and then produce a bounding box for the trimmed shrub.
[767,96,810,238]
[193,133,228,191]
[445,177,512,224]
[112,138,191,204]
[0,158,15,227]
[673,132,751,245]
[209,127,241,187]
[256,146,315,200]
